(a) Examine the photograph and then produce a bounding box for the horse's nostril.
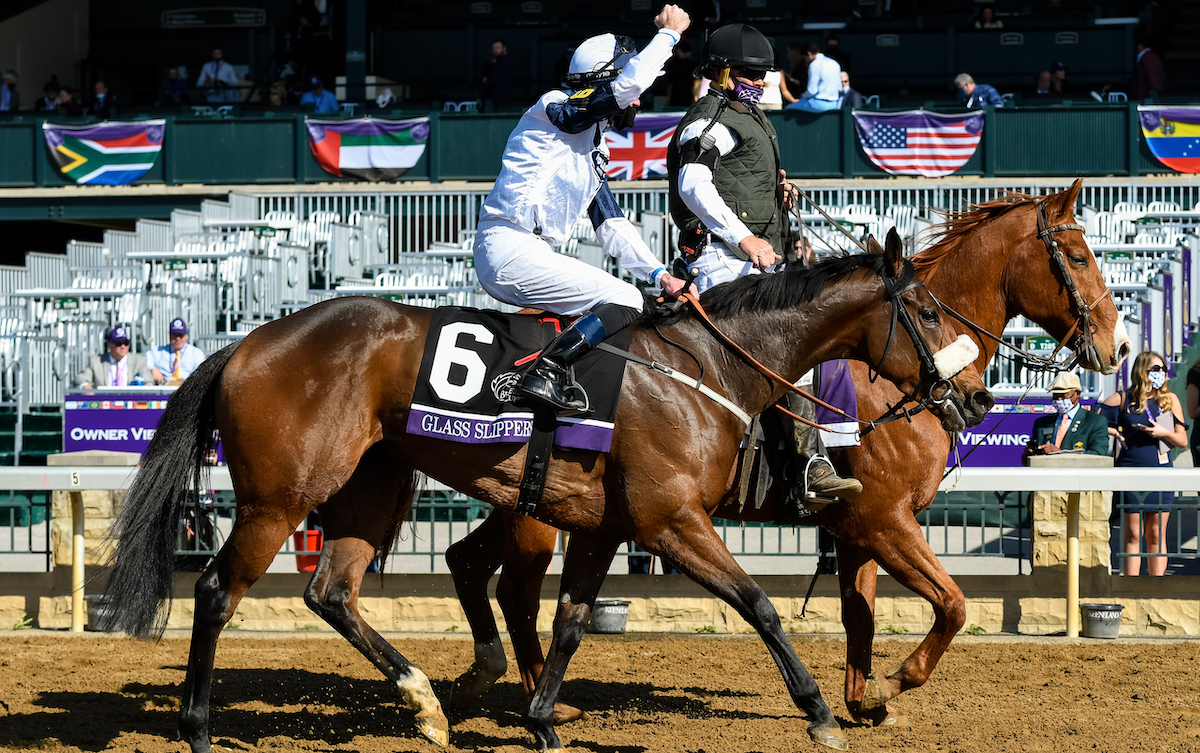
[1118,340,1132,362]
[972,390,995,413]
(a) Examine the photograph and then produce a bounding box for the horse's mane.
[647,252,913,326]
[911,191,1043,277]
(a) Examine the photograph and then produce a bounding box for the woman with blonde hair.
[1100,351,1188,575]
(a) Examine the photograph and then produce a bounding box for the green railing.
[0,103,1175,190]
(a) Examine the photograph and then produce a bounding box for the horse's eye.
[920,308,939,324]
[1068,254,1088,267]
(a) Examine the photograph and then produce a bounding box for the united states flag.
[604,113,684,180]
[853,111,985,178]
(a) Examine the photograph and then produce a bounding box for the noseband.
[1035,202,1109,371]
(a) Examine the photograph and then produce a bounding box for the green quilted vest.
[667,92,784,261]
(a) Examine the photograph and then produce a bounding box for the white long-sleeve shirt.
[802,53,842,101]
[478,28,679,250]
[675,117,755,249]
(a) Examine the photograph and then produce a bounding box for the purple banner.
[950,397,1098,467]
[406,403,614,453]
[64,390,173,453]
[1183,245,1192,347]
[1165,273,1175,377]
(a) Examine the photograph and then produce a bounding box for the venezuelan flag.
[1140,106,1200,173]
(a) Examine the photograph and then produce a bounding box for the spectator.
[955,73,1004,109]
[0,71,18,111]
[198,47,240,104]
[1031,70,1054,98]
[665,39,695,107]
[759,68,784,110]
[784,43,841,113]
[89,80,115,120]
[56,87,83,117]
[824,35,852,75]
[35,81,59,111]
[149,318,206,385]
[975,5,1003,28]
[1187,354,1200,465]
[76,327,149,388]
[1131,32,1165,100]
[478,38,513,109]
[1050,62,1069,95]
[158,67,189,107]
[300,76,338,113]
[838,71,865,109]
[1099,351,1187,576]
[1022,372,1108,460]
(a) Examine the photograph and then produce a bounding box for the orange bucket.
[293,529,323,573]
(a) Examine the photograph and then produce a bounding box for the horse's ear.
[1051,178,1084,217]
[884,227,904,278]
[866,234,883,255]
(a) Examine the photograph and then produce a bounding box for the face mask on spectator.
[1052,397,1074,414]
[1149,371,1166,390]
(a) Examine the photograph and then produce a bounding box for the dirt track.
[1,631,1199,752]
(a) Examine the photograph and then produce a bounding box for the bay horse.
[444,179,1132,728]
[101,233,989,753]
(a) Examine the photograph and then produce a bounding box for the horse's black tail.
[100,342,239,638]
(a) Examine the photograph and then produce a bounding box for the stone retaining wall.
[5,571,1198,637]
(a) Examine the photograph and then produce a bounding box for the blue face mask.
[1052,397,1074,414]
[731,80,764,107]
[1149,370,1166,390]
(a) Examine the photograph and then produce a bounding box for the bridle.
[929,200,1111,375]
[677,259,958,435]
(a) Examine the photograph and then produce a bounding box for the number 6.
[429,323,494,404]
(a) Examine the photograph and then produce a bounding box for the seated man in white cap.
[149,318,206,385]
[76,326,149,388]
[1024,371,1109,458]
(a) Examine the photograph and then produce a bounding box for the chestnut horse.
[101,235,988,753]
[444,180,1131,728]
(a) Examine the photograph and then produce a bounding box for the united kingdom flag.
[604,113,684,180]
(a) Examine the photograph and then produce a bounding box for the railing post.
[842,108,856,180]
[1128,101,1141,178]
[70,489,84,633]
[984,106,996,179]
[1066,491,1080,638]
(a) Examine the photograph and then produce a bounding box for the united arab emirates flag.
[43,120,165,185]
[306,117,429,181]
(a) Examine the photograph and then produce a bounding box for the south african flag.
[306,117,429,181]
[43,120,165,185]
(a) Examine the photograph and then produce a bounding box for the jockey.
[666,22,863,504]
[473,6,690,413]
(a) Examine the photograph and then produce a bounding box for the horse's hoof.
[851,706,908,728]
[859,678,886,712]
[808,720,850,751]
[416,714,450,748]
[553,702,587,725]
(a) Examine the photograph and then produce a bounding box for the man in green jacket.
[1026,371,1110,457]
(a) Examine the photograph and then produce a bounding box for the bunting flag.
[306,117,429,180]
[1139,105,1200,173]
[852,110,984,178]
[604,112,684,180]
[43,120,165,185]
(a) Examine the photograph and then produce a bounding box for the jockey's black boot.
[783,392,862,514]
[513,311,607,413]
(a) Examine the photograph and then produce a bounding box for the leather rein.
[677,262,954,435]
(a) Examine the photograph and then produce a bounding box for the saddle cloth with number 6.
[406,307,630,453]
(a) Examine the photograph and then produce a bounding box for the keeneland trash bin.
[588,599,631,634]
[1080,603,1124,639]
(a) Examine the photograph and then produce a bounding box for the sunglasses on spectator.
[735,68,769,80]
[111,341,129,347]
[1148,365,1166,372]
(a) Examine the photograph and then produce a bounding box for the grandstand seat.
[884,204,920,238]
[865,94,881,109]
[340,103,359,116]
[1092,213,1131,243]
[1111,202,1145,222]
[1107,92,1128,102]
[1145,201,1180,213]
